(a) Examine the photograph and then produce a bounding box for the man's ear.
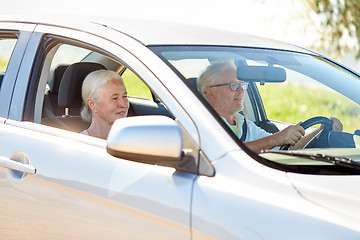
[87,98,97,112]
[205,87,214,100]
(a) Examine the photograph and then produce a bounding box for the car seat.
[42,62,106,132]
[43,64,69,116]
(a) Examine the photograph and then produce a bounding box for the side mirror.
[237,66,286,84]
[107,116,194,171]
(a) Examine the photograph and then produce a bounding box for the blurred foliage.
[122,69,153,100]
[0,59,8,71]
[305,0,360,58]
[258,83,360,133]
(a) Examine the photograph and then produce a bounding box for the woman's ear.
[87,98,96,112]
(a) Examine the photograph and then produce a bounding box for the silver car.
[0,16,360,239]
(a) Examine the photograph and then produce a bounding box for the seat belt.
[240,119,247,141]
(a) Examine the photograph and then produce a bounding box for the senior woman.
[80,70,129,139]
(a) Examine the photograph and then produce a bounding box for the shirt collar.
[220,112,244,125]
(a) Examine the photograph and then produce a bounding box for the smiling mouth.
[116,111,127,116]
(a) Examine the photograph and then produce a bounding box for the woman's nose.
[117,98,129,108]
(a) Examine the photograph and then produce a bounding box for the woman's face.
[91,79,129,125]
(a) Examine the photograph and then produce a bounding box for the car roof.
[0,15,314,54]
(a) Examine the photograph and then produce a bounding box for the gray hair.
[81,70,124,122]
[196,61,236,98]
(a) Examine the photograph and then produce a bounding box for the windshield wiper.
[263,150,360,170]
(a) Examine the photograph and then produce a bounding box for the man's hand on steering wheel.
[275,124,305,148]
[279,116,340,150]
[328,116,343,131]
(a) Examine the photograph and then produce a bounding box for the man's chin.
[234,104,243,112]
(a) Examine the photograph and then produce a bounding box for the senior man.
[196,61,342,153]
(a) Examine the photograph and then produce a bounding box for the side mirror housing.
[107,116,196,172]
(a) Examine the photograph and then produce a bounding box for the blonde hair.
[196,61,236,98]
[81,70,124,122]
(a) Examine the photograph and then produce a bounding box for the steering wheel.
[279,116,333,150]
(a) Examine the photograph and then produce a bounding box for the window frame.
[10,24,198,147]
[0,27,34,118]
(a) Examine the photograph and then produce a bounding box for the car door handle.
[0,154,36,174]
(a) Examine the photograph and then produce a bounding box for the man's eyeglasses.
[209,82,248,91]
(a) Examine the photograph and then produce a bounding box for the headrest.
[187,77,197,88]
[58,62,106,108]
[50,64,69,93]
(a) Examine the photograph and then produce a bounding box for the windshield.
[151,46,360,174]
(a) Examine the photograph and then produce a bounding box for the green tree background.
[305,0,360,59]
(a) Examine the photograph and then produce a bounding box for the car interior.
[42,62,107,132]
[186,76,279,134]
[32,39,280,140]
[38,42,172,133]
[31,36,285,139]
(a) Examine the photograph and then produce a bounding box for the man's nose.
[236,85,244,92]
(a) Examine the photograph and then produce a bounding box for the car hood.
[287,171,360,222]
[261,148,360,222]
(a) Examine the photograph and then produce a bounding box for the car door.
[0,22,198,239]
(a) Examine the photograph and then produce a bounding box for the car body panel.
[287,171,360,222]
[0,120,194,239]
[192,151,360,239]
[0,20,200,238]
[0,15,314,54]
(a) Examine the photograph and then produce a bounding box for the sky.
[2,0,312,44]
[2,0,359,71]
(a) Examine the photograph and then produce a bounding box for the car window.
[151,45,360,174]
[52,44,91,66]
[45,44,91,99]
[257,68,360,134]
[151,45,360,132]
[168,59,210,79]
[25,36,172,136]
[122,68,153,100]
[0,37,17,90]
[36,41,129,133]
